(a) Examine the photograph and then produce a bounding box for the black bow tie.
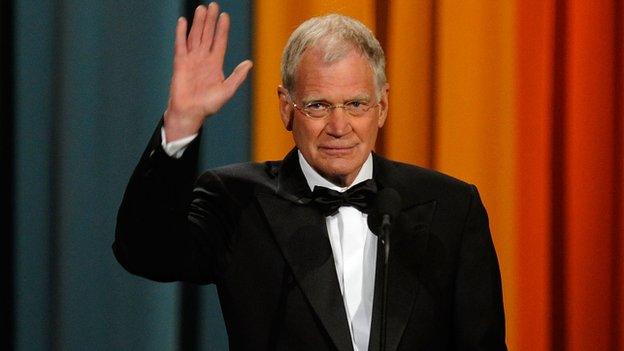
[311,179,378,216]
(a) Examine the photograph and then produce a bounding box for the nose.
[324,108,352,137]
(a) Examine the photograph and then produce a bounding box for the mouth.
[318,145,357,156]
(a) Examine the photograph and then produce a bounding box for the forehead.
[293,47,376,99]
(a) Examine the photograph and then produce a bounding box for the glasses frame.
[287,93,380,119]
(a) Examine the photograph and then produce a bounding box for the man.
[114,3,506,350]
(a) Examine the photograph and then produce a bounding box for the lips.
[318,145,357,156]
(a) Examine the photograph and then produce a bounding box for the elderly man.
[114,3,506,350]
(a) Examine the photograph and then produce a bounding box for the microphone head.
[367,188,402,236]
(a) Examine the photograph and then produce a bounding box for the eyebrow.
[300,93,372,104]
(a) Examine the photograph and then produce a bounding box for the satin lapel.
[256,149,354,351]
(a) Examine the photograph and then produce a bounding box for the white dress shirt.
[161,128,377,351]
[298,151,377,351]
[160,128,197,158]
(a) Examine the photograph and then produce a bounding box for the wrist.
[163,109,202,142]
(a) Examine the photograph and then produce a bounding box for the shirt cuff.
[160,127,198,159]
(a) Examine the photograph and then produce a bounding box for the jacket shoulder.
[375,156,475,199]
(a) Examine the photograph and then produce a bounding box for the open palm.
[164,3,253,141]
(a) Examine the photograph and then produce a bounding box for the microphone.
[367,188,401,351]
[367,188,402,240]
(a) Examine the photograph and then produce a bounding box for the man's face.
[278,47,389,186]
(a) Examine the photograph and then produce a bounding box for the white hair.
[281,14,386,97]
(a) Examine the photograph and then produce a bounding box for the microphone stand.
[379,214,391,351]
[369,187,400,351]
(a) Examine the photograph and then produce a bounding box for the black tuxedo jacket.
[114,126,507,350]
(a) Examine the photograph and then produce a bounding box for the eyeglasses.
[289,94,380,119]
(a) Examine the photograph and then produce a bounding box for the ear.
[377,83,389,128]
[277,85,294,131]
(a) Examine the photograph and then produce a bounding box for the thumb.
[222,60,253,99]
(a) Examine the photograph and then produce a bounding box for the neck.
[321,170,359,188]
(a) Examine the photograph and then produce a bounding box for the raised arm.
[114,3,251,283]
[164,2,253,141]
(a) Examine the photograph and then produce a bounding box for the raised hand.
[164,2,253,141]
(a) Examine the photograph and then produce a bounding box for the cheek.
[297,120,325,141]
[360,121,381,143]
[292,120,319,148]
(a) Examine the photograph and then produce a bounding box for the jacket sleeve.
[113,122,226,284]
[453,185,507,350]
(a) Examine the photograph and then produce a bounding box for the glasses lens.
[345,102,371,116]
[303,103,330,118]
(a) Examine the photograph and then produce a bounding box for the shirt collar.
[298,150,373,193]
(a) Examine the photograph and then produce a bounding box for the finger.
[222,60,253,99]
[201,2,219,51]
[174,17,188,57]
[211,12,230,65]
[188,5,207,51]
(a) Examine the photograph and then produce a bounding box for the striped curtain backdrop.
[251,1,624,350]
[8,0,621,350]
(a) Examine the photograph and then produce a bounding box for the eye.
[346,100,369,110]
[304,102,330,111]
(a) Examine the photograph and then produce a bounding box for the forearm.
[114,2,251,284]
[113,122,208,282]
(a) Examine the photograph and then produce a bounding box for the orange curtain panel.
[516,0,556,350]
[564,1,621,350]
[518,1,623,350]
[382,0,435,167]
[252,1,624,350]
[433,1,518,346]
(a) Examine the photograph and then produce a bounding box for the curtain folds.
[12,0,622,349]
[252,1,624,350]
[14,1,252,349]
